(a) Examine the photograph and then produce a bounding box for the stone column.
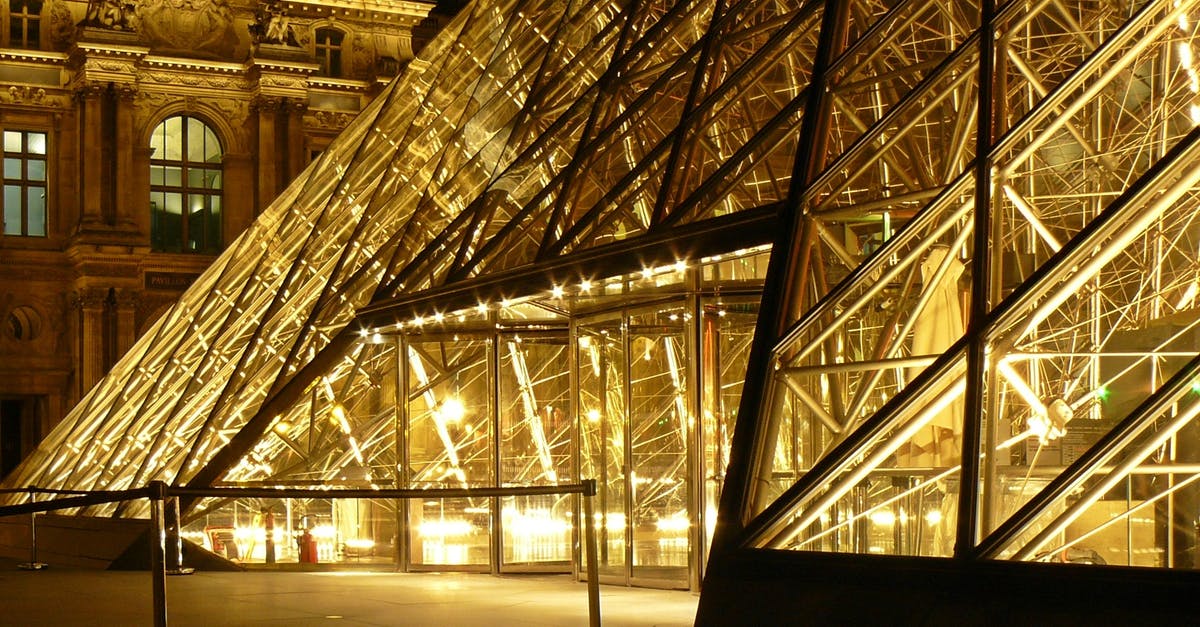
[115,288,139,357]
[76,287,108,396]
[114,85,138,230]
[256,97,279,211]
[77,85,106,227]
[287,99,307,181]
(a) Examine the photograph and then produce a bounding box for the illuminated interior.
[5,0,1200,596]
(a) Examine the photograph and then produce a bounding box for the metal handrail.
[0,480,601,627]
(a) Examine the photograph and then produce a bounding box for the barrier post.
[165,497,193,575]
[582,479,601,627]
[148,481,168,627]
[17,509,48,570]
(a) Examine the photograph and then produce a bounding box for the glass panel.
[164,192,181,214]
[26,187,43,236]
[411,497,490,566]
[988,376,1200,569]
[753,354,968,557]
[162,117,183,161]
[628,304,689,583]
[26,132,44,155]
[753,184,975,518]
[406,337,493,567]
[182,498,396,565]
[188,196,207,252]
[204,127,221,163]
[3,185,19,235]
[187,117,208,163]
[700,295,755,552]
[578,315,627,579]
[27,159,44,182]
[4,130,20,152]
[207,195,221,252]
[150,122,165,158]
[164,167,182,187]
[498,333,572,568]
[979,168,1200,538]
[4,158,21,179]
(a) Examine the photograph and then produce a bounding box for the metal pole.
[165,497,193,575]
[18,509,48,570]
[582,479,601,627]
[149,481,168,627]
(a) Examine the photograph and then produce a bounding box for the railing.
[0,480,601,627]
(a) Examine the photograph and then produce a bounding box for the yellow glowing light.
[925,510,943,526]
[869,510,896,526]
[344,538,376,550]
[586,409,601,423]
[439,398,466,423]
[418,520,474,537]
[551,285,564,298]
[579,279,593,292]
[476,303,488,314]
[331,405,352,434]
[655,512,690,533]
[311,524,337,539]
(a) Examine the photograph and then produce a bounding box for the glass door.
[628,305,690,587]
[404,336,493,570]
[578,315,628,581]
[497,331,573,571]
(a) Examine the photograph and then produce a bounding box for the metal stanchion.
[149,481,168,627]
[17,510,48,571]
[581,479,601,627]
[165,497,194,576]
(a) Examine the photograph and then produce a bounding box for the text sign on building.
[145,272,199,290]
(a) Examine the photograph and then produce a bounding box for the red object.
[299,530,319,563]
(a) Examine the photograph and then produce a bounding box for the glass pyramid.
[2,0,1200,583]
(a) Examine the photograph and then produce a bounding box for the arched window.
[149,115,223,254]
[314,27,344,77]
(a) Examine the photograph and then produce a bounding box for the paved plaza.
[0,559,697,626]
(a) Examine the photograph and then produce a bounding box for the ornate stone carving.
[351,32,374,79]
[73,287,109,310]
[307,109,353,130]
[6,86,46,104]
[80,0,139,31]
[47,0,77,50]
[249,0,298,46]
[141,71,243,90]
[137,0,237,60]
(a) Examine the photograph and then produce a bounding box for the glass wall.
[405,335,493,569]
[180,252,766,589]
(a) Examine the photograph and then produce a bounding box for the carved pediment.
[137,0,238,60]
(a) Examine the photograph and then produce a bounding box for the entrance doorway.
[0,396,41,479]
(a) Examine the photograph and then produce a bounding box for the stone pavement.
[0,560,697,626]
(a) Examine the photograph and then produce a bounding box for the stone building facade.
[0,0,444,477]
